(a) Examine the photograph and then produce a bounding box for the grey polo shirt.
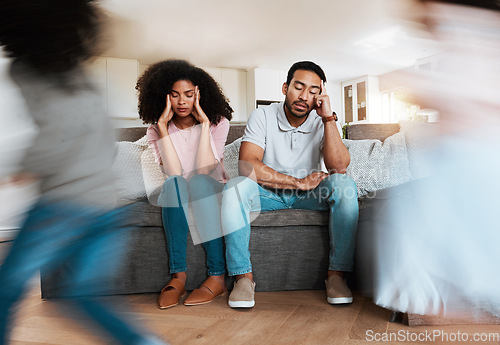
[242,102,324,179]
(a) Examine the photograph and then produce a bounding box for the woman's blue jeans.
[0,200,151,345]
[221,174,359,276]
[158,174,225,276]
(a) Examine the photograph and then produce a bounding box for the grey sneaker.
[228,277,255,308]
[326,275,353,304]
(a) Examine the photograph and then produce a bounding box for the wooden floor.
[7,278,500,345]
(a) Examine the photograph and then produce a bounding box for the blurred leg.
[60,207,150,344]
[0,202,78,345]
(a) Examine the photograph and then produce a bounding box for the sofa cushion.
[343,131,412,197]
[252,209,328,227]
[126,199,162,227]
[126,200,328,228]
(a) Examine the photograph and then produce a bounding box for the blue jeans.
[0,200,152,345]
[221,174,359,276]
[158,174,225,276]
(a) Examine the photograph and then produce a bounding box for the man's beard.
[284,98,312,119]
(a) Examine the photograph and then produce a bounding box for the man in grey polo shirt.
[221,61,359,308]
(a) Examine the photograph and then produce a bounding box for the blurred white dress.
[373,3,500,316]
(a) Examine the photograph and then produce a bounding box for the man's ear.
[282,82,288,96]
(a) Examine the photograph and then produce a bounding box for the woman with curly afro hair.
[136,59,233,309]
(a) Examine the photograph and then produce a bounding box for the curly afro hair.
[0,0,104,74]
[136,59,233,125]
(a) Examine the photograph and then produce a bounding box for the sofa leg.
[389,311,403,323]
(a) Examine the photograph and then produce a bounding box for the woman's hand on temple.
[158,94,174,129]
[192,86,210,125]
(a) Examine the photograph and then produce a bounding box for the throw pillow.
[223,137,242,179]
[399,120,438,180]
[343,131,412,197]
[112,141,147,200]
[112,135,166,203]
[134,134,148,147]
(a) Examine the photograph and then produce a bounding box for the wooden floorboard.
[5,279,500,345]
[407,311,500,326]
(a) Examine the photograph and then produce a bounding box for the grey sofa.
[40,123,401,298]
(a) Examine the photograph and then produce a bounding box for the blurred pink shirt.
[146,117,230,183]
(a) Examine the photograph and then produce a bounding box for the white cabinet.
[87,57,139,119]
[203,67,223,85]
[341,76,380,124]
[106,58,139,118]
[221,69,247,122]
[254,68,283,102]
[202,67,247,123]
[88,57,107,102]
[247,68,287,115]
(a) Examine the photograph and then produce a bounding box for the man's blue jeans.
[221,174,359,276]
[158,174,225,276]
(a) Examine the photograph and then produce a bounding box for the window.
[341,76,380,124]
[381,88,423,123]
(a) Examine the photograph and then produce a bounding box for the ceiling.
[100,0,440,82]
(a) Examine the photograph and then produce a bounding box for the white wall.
[201,67,248,122]
[326,81,342,120]
[246,68,342,119]
[87,57,140,120]
[96,58,345,127]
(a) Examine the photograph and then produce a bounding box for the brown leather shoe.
[184,276,227,306]
[158,278,186,309]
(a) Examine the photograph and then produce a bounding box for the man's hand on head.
[314,81,332,118]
